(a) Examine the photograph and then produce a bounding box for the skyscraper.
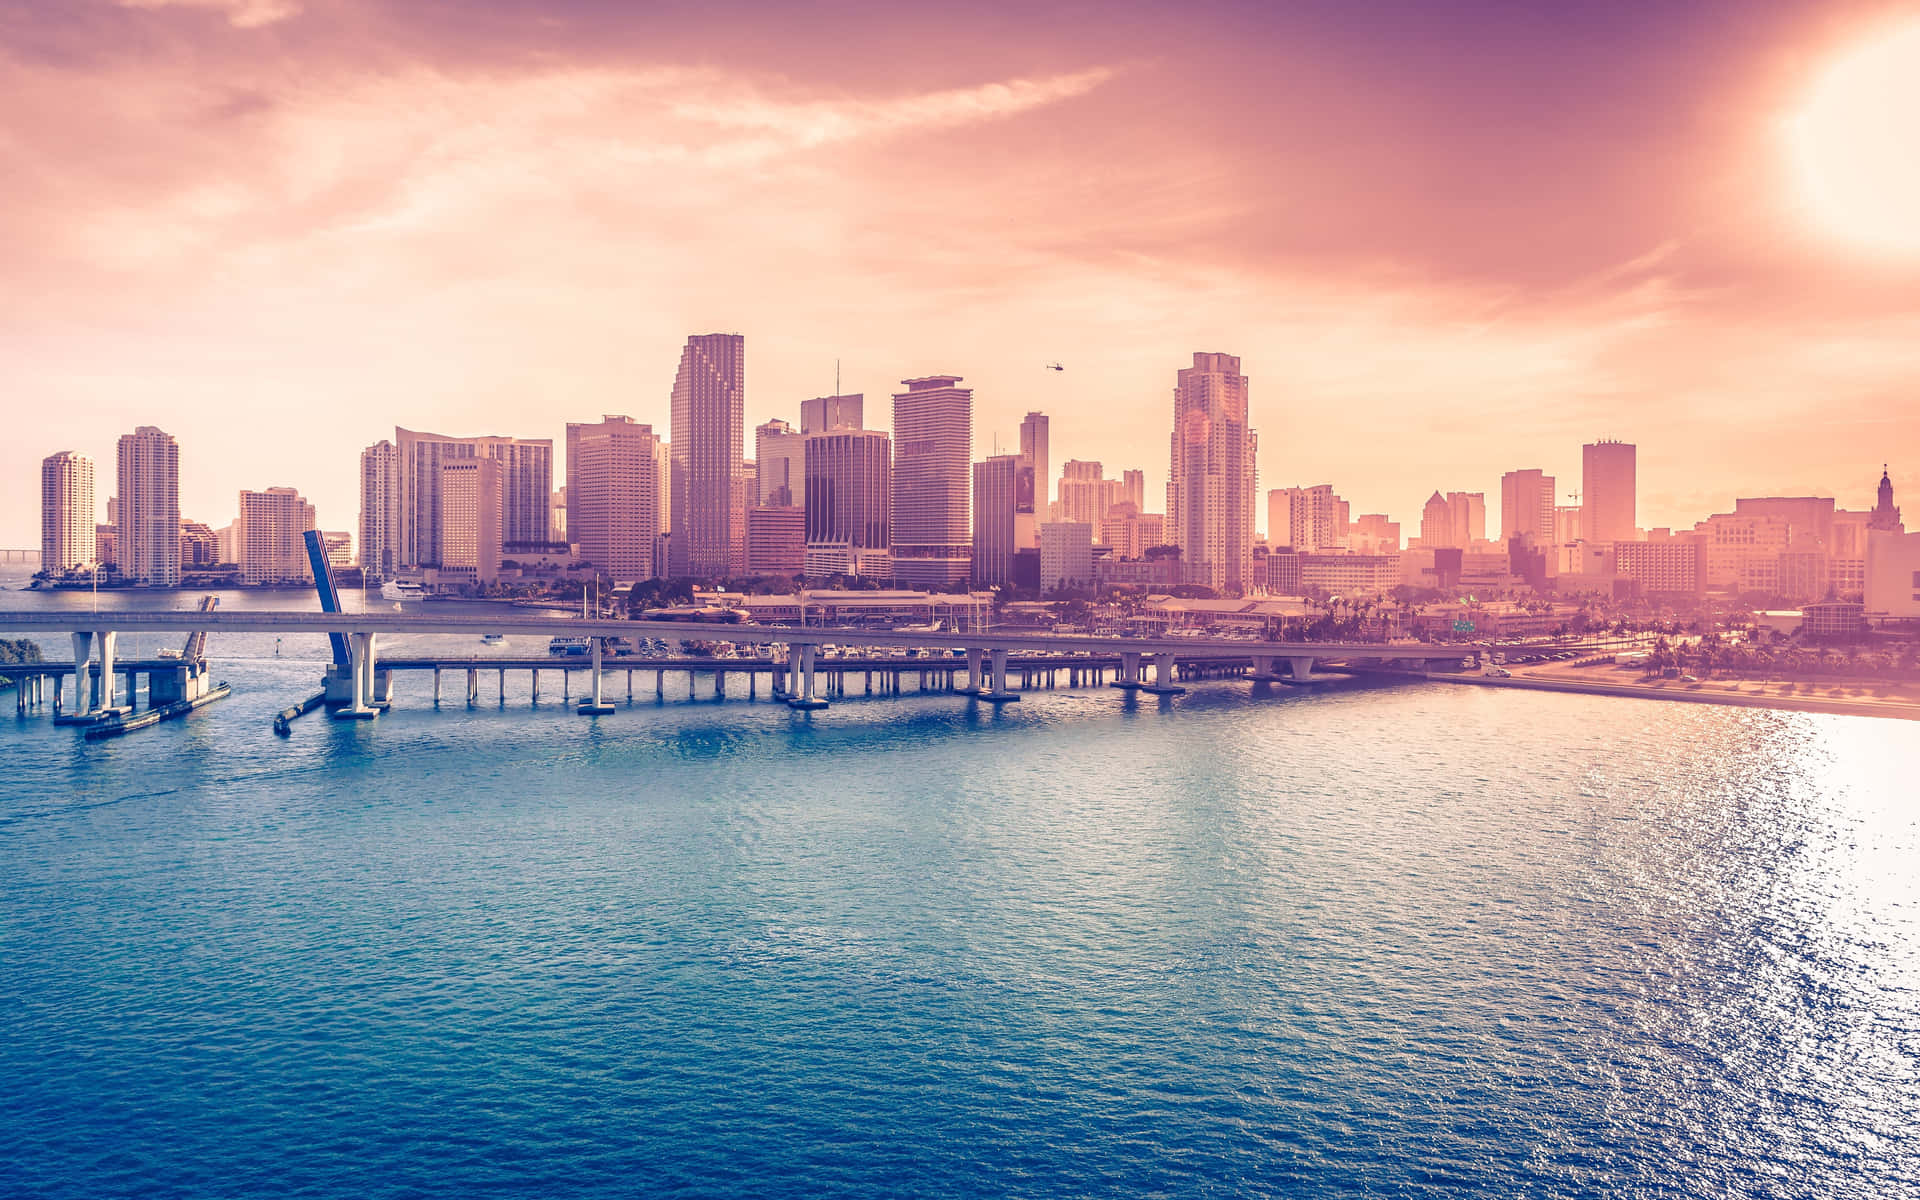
[1446,492,1486,546]
[395,428,552,567]
[669,333,747,578]
[237,487,316,585]
[1500,469,1557,546]
[972,454,1021,587]
[805,429,891,573]
[1121,469,1145,514]
[755,418,805,507]
[1420,491,1452,547]
[1267,485,1345,552]
[440,458,503,586]
[1582,440,1637,544]
[1019,411,1050,505]
[359,440,400,581]
[40,451,94,574]
[800,393,863,435]
[1057,460,1125,530]
[891,375,973,589]
[570,415,665,582]
[1167,352,1256,594]
[116,426,181,586]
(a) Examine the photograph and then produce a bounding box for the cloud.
[114,0,302,28]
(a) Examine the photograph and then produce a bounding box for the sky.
[3,0,1917,549]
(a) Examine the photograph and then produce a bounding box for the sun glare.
[1790,21,1920,254]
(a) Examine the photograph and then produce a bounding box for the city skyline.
[3,0,1918,548]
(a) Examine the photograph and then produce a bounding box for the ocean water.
[2,581,1918,1197]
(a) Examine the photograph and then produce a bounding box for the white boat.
[481,633,506,646]
[380,579,427,601]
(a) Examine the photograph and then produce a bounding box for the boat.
[380,579,427,602]
[155,647,183,660]
[481,633,507,646]
[549,636,592,657]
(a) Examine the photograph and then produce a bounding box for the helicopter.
[1045,361,1064,371]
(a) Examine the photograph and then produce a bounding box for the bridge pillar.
[1141,652,1186,696]
[335,632,378,719]
[579,637,614,714]
[467,667,478,704]
[1287,656,1317,683]
[1110,651,1142,690]
[788,643,827,709]
[68,633,91,712]
[982,647,1019,703]
[93,630,118,713]
[958,647,983,694]
[1250,654,1280,683]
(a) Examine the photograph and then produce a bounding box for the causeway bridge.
[0,609,1480,722]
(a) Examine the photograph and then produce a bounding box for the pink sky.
[3,0,1916,549]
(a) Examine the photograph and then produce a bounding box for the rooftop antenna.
[835,358,841,397]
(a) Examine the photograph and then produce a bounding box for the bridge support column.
[960,647,984,695]
[334,632,378,719]
[788,644,828,709]
[1249,654,1280,683]
[467,668,478,704]
[1141,652,1186,696]
[92,630,118,713]
[1287,656,1317,684]
[1110,651,1142,691]
[982,648,1019,703]
[579,638,614,714]
[433,668,442,705]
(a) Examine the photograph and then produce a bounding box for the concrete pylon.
[578,637,614,714]
[981,647,1020,703]
[1287,656,1317,683]
[1110,650,1143,690]
[788,643,828,710]
[93,630,118,713]
[1249,654,1280,683]
[69,632,92,713]
[1141,651,1186,696]
[334,631,379,720]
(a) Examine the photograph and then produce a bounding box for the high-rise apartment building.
[756,418,805,508]
[440,458,503,586]
[569,416,666,582]
[40,451,94,573]
[1500,469,1557,546]
[1583,440,1637,544]
[972,454,1021,587]
[1057,460,1125,531]
[359,439,400,581]
[746,506,806,576]
[179,520,219,568]
[800,393,863,435]
[117,426,181,586]
[1167,352,1256,594]
[396,428,551,567]
[805,429,891,568]
[890,375,973,589]
[237,487,317,585]
[1267,485,1345,552]
[1121,469,1145,514]
[669,333,747,578]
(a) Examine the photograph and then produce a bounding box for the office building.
[806,428,891,569]
[1040,522,1094,592]
[890,375,973,589]
[1167,352,1256,594]
[756,418,805,507]
[570,416,666,582]
[1583,440,1637,543]
[116,426,181,586]
[1057,460,1124,530]
[669,333,747,578]
[1866,530,1920,618]
[359,439,400,581]
[1020,412,1050,509]
[800,393,863,435]
[40,451,94,573]
[973,454,1021,587]
[1500,469,1557,546]
[1448,492,1486,547]
[237,486,317,584]
[746,506,806,576]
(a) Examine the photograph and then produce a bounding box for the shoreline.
[1427,668,1920,723]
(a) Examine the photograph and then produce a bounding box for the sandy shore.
[1426,665,1920,722]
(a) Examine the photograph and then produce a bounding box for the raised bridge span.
[0,609,1480,721]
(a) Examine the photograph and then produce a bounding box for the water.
[3,577,1918,1198]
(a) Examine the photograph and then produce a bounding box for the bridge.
[0,549,39,565]
[0,609,1480,723]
